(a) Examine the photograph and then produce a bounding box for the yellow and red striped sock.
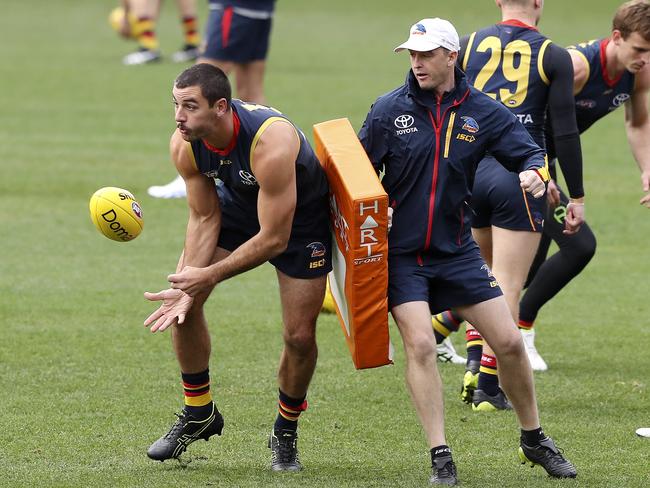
[432,311,463,344]
[518,319,534,331]
[274,390,307,433]
[477,353,499,396]
[181,16,200,47]
[182,369,212,418]
[134,17,159,51]
[465,327,483,365]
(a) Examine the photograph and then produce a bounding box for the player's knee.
[562,228,596,264]
[405,335,437,363]
[573,232,596,264]
[283,326,316,353]
[493,331,525,360]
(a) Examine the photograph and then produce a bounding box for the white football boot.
[636,428,650,438]
[436,337,466,365]
[147,175,187,199]
[123,48,162,66]
[521,328,548,371]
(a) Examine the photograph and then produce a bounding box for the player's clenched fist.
[519,170,547,199]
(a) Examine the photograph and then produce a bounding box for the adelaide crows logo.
[306,241,326,258]
[461,116,479,133]
[413,23,427,35]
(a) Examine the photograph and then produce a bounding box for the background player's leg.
[520,189,596,325]
[457,297,539,429]
[234,61,267,104]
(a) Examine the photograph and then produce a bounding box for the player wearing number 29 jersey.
[450,1,586,397]
[461,19,585,227]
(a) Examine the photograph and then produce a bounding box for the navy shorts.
[471,156,545,232]
[388,246,503,314]
[216,185,332,279]
[202,4,273,63]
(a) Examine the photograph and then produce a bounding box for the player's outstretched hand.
[168,266,215,297]
[519,170,546,199]
[564,201,585,235]
[143,288,194,332]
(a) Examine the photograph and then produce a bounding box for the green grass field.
[1,0,649,486]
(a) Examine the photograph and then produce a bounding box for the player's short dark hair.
[174,63,232,108]
[614,0,650,41]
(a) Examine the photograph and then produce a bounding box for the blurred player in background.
[148,0,276,198]
[448,0,587,412]
[519,0,650,365]
[143,64,331,472]
[360,17,576,485]
[110,0,201,65]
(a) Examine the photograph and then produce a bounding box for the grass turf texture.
[1,0,649,486]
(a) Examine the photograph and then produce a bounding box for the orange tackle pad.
[313,118,393,369]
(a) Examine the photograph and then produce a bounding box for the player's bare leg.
[457,297,576,478]
[276,271,324,397]
[122,0,163,65]
[489,226,540,323]
[171,0,201,62]
[234,61,267,104]
[391,301,457,484]
[270,270,325,471]
[456,297,539,429]
[147,247,230,461]
[469,227,543,410]
[391,301,447,448]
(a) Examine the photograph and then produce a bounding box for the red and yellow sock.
[432,311,463,344]
[181,16,200,47]
[134,16,159,51]
[274,390,307,433]
[477,353,499,396]
[465,327,483,364]
[182,369,212,418]
[518,319,534,331]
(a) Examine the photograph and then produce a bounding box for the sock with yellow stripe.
[182,369,213,419]
[134,17,159,51]
[181,16,200,47]
[274,389,307,433]
[465,327,483,366]
[432,311,463,344]
[518,319,534,331]
[477,354,499,396]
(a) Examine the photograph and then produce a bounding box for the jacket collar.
[406,66,469,107]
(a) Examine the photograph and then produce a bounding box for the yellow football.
[89,187,143,242]
[108,6,138,39]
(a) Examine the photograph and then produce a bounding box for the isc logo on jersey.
[89,187,143,242]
